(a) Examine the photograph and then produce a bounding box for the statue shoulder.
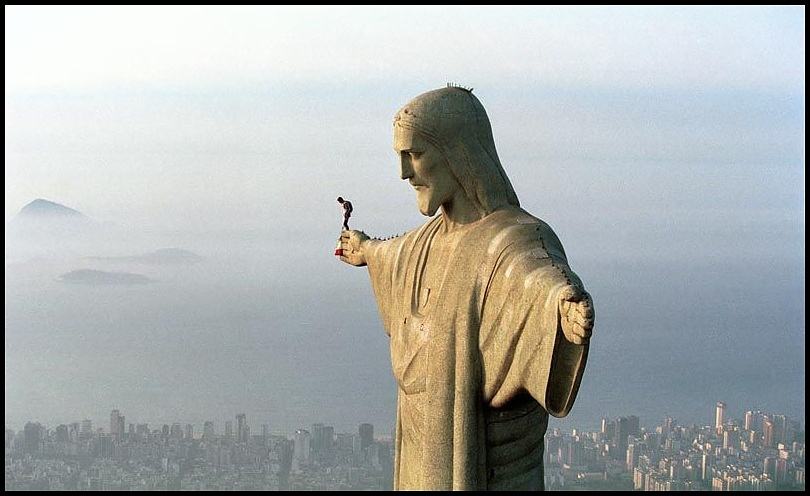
[525,215,567,262]
[483,208,567,262]
[371,215,438,257]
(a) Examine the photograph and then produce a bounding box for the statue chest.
[390,238,483,394]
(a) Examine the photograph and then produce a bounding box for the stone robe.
[365,206,589,490]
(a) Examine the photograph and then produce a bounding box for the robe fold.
[366,206,589,490]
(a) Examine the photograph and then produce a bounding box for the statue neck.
[439,190,484,233]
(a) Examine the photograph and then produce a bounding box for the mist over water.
[5,155,804,435]
[5,227,396,435]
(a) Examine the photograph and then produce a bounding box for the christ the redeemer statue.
[336,86,594,491]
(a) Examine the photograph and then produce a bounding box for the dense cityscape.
[544,402,804,491]
[5,402,804,491]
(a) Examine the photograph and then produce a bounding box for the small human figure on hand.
[337,196,353,231]
[335,196,355,257]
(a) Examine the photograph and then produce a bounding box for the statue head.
[393,86,519,217]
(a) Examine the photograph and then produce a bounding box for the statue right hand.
[558,285,594,345]
[336,230,370,267]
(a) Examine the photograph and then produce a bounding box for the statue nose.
[400,157,414,181]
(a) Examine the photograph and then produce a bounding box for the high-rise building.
[764,456,776,481]
[23,422,43,454]
[335,432,354,453]
[323,425,334,452]
[110,409,121,437]
[566,439,584,466]
[614,416,638,460]
[359,423,374,451]
[763,418,775,448]
[701,453,714,481]
[99,433,114,458]
[743,410,764,432]
[775,458,788,485]
[69,423,81,442]
[185,424,194,440]
[236,414,248,443]
[204,421,215,440]
[715,402,726,434]
[55,424,69,443]
[310,424,335,462]
[626,443,638,472]
[311,423,325,452]
[225,421,233,439]
[170,423,183,440]
[772,415,788,445]
[786,419,800,446]
[81,419,93,440]
[628,416,640,437]
[723,429,738,450]
[601,417,616,441]
[662,417,674,437]
[294,429,311,467]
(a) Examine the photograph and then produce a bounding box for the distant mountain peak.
[18,199,86,218]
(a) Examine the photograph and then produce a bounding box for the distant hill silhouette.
[58,269,154,286]
[8,199,94,238]
[88,248,203,266]
[6,199,105,262]
[16,199,88,220]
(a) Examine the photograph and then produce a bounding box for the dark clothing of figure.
[340,200,353,230]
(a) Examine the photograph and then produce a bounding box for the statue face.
[394,127,460,217]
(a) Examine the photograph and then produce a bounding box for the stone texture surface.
[337,87,594,490]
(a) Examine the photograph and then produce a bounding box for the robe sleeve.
[479,229,589,417]
[365,235,409,337]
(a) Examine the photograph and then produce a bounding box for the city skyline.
[7,399,804,491]
[6,397,804,436]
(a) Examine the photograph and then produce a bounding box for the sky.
[4,6,805,434]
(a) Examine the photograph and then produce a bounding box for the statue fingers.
[562,323,586,345]
[573,300,594,320]
[575,322,592,340]
[561,300,586,323]
[566,308,591,328]
[566,321,592,344]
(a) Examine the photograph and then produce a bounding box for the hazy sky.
[5,6,804,225]
[5,6,805,433]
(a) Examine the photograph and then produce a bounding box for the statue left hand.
[559,285,594,345]
[336,230,370,267]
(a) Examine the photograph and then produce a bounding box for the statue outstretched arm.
[481,242,593,416]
